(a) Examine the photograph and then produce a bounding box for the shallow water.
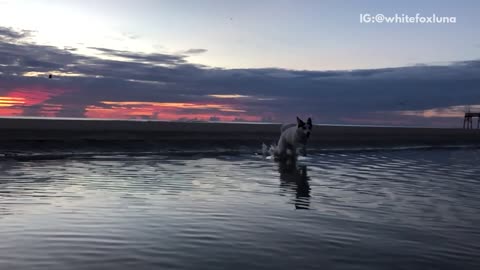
[0,147,479,269]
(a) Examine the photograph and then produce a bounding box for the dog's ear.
[297,116,305,127]
[307,117,312,127]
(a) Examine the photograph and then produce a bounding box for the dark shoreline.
[0,117,480,149]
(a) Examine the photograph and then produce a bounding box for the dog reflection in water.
[278,159,311,210]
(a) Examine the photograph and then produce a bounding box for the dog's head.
[296,116,312,140]
[295,117,312,156]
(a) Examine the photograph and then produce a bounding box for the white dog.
[263,117,312,159]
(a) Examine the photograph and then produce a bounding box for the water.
[0,147,479,269]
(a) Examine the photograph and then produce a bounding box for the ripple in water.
[0,148,479,269]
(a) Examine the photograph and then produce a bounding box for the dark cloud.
[0,41,90,75]
[87,47,188,65]
[1,26,479,126]
[182,48,208,54]
[0,26,33,40]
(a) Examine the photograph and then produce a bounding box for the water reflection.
[278,159,311,210]
[1,150,480,269]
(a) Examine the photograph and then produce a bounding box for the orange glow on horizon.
[7,88,66,106]
[0,87,68,116]
[0,97,26,107]
[0,107,23,116]
[0,88,262,121]
[85,101,260,121]
[100,101,246,112]
[39,103,63,117]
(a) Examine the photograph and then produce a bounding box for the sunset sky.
[0,0,479,126]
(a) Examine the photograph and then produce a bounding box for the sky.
[0,0,479,126]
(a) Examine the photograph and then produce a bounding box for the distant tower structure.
[466,105,471,113]
[463,106,480,129]
[464,112,473,129]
